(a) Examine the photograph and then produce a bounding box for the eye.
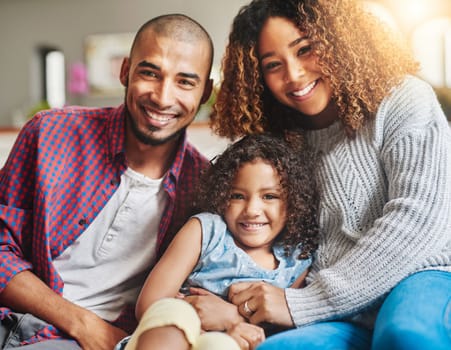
[263,193,280,200]
[297,45,312,57]
[230,193,244,200]
[179,79,197,88]
[262,61,281,72]
[140,70,158,79]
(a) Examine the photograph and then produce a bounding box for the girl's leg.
[124,298,200,350]
[135,327,190,350]
[372,270,451,350]
[256,321,371,350]
[123,298,239,350]
[195,332,240,350]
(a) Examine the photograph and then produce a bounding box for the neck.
[125,130,180,179]
[297,100,339,130]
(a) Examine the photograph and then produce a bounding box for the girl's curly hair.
[212,0,419,139]
[196,132,319,259]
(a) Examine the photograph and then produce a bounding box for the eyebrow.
[231,185,282,192]
[137,60,201,82]
[260,36,309,61]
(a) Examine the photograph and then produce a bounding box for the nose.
[244,197,261,217]
[284,58,305,83]
[150,80,175,109]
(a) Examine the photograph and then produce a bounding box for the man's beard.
[124,101,185,147]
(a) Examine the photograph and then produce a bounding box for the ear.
[119,57,130,87]
[200,78,214,104]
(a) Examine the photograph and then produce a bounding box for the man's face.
[120,30,212,146]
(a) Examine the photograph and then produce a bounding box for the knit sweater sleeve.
[285,77,451,327]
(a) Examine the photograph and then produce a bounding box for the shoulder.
[384,75,436,111]
[193,212,226,235]
[374,76,448,143]
[192,212,228,251]
[177,141,210,187]
[183,141,209,169]
[27,105,118,134]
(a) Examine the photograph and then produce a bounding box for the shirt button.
[106,234,114,242]
[78,219,87,226]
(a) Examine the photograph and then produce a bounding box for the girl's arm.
[135,217,203,320]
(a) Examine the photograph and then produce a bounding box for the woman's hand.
[184,287,245,331]
[227,322,265,350]
[229,282,294,327]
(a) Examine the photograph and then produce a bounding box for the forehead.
[258,17,305,53]
[235,160,280,183]
[131,30,211,79]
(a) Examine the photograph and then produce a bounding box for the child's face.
[224,159,287,253]
[258,16,335,127]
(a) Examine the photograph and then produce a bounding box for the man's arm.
[0,270,127,350]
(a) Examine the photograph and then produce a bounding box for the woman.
[205,0,451,349]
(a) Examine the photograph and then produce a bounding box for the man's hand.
[72,311,127,350]
[0,270,127,350]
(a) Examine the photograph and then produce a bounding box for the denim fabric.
[372,270,451,350]
[186,213,311,298]
[0,313,80,349]
[257,271,451,350]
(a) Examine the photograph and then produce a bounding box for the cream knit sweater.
[286,76,451,328]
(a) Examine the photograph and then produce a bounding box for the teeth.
[146,110,173,122]
[292,80,316,97]
[242,223,265,228]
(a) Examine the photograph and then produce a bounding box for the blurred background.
[0,0,450,165]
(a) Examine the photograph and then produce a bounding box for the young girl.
[208,0,451,349]
[116,132,319,350]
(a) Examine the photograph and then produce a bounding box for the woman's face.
[258,16,336,128]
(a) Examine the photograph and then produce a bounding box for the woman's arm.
[135,217,202,320]
[232,78,451,329]
[285,77,451,327]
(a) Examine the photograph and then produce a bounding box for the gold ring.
[243,300,253,316]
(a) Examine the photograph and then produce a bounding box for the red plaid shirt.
[0,104,208,344]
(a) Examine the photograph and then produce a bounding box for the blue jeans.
[257,270,451,350]
[0,313,80,349]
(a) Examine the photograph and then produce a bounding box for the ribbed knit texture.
[285,76,451,328]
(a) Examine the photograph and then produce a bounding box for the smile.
[240,222,266,228]
[144,109,176,123]
[291,80,318,97]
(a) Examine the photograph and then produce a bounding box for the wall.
[0,0,248,126]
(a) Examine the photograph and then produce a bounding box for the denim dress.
[184,212,311,298]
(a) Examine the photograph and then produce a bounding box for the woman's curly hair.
[212,0,419,139]
[196,131,319,259]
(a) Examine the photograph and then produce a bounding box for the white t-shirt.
[53,168,167,321]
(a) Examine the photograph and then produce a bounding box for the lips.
[240,222,267,229]
[290,79,318,97]
[143,108,177,125]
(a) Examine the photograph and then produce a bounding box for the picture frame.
[84,32,134,96]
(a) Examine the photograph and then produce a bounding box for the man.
[0,14,213,350]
